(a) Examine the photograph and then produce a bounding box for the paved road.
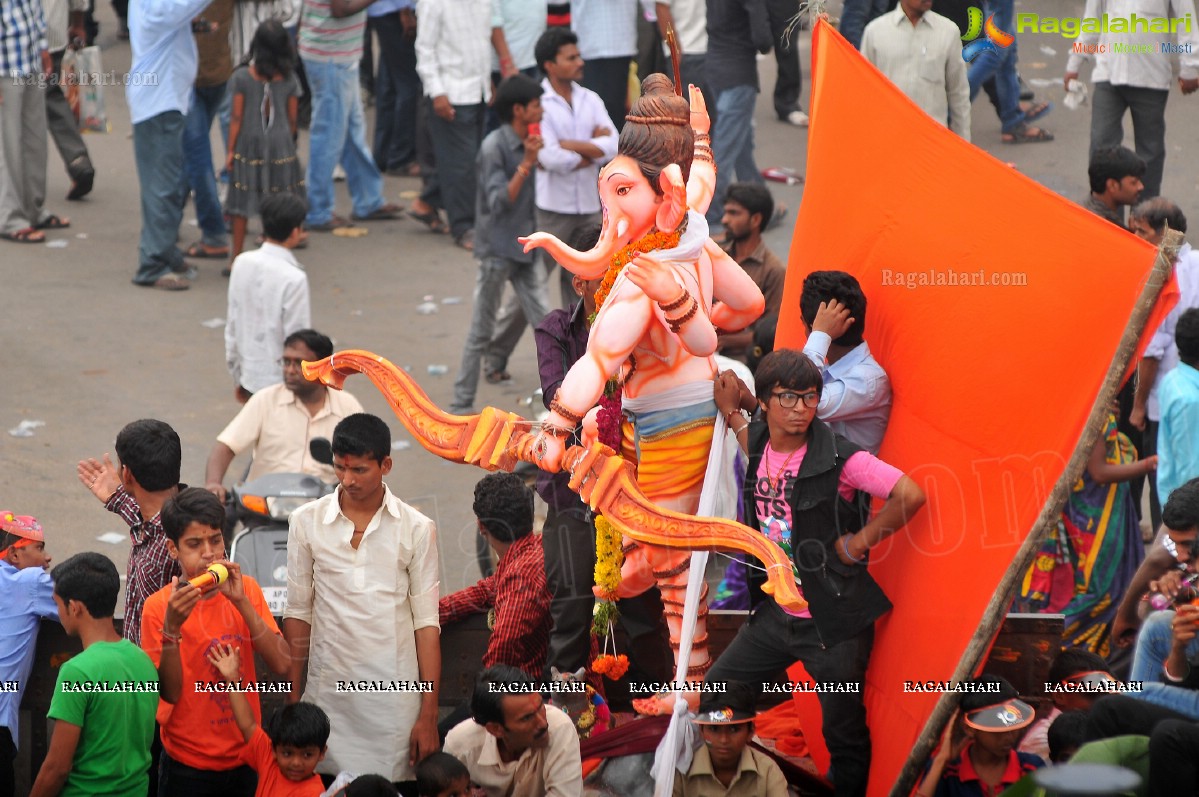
[2,0,1196,596]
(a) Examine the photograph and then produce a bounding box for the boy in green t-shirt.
[29,552,159,797]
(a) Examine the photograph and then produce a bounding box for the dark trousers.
[1090,81,1168,200]
[1144,419,1162,531]
[159,750,256,797]
[542,503,672,682]
[1,726,14,797]
[1148,718,1199,792]
[767,0,803,117]
[1117,378,1146,517]
[706,600,873,797]
[839,0,888,50]
[1086,693,1192,741]
[46,50,93,180]
[580,56,632,131]
[420,100,484,240]
[371,12,421,171]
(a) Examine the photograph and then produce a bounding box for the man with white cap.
[0,512,57,797]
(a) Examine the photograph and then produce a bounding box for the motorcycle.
[227,438,336,614]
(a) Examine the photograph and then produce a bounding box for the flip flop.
[144,273,190,291]
[1021,101,1053,124]
[0,227,45,243]
[352,202,405,221]
[34,214,70,230]
[485,369,511,384]
[1002,124,1054,144]
[185,242,230,259]
[308,215,352,232]
[408,208,449,234]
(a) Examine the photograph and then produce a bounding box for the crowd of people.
[4,0,1199,794]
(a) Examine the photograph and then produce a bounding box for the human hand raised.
[811,299,855,339]
[78,454,121,502]
[207,643,242,682]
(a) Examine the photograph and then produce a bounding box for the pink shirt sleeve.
[838,451,904,501]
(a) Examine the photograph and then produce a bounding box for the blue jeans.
[182,82,228,247]
[707,84,765,229]
[1130,609,1199,684]
[422,100,484,240]
[133,111,187,284]
[450,256,549,413]
[839,0,889,50]
[371,12,421,170]
[302,57,387,226]
[966,0,1023,132]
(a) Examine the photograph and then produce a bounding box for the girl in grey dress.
[225,20,306,265]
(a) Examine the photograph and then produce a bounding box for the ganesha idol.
[519,75,766,708]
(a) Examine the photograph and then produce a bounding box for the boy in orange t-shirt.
[140,488,293,796]
[209,643,327,796]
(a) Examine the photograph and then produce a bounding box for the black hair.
[1045,647,1109,686]
[495,73,543,123]
[249,19,296,80]
[473,472,534,543]
[1163,478,1199,532]
[724,183,774,231]
[799,270,867,347]
[471,665,537,726]
[753,349,823,404]
[534,27,578,74]
[569,223,603,252]
[161,487,226,544]
[52,552,120,619]
[1131,197,1187,235]
[265,701,330,749]
[1177,308,1199,368]
[1088,146,1146,195]
[698,680,757,719]
[1047,710,1090,763]
[415,752,470,797]
[345,774,400,797]
[114,419,181,492]
[747,314,778,374]
[283,329,334,361]
[332,413,392,464]
[1,532,27,552]
[261,192,309,242]
[959,675,1018,713]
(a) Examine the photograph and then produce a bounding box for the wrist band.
[516,165,530,178]
[1164,661,1190,682]
[730,420,748,435]
[540,422,574,439]
[842,536,866,564]
[667,299,699,334]
[658,289,691,313]
[550,391,584,424]
[161,627,182,644]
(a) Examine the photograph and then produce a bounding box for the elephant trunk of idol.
[536,215,645,281]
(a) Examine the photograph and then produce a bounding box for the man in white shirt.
[485,28,618,380]
[444,666,583,797]
[1131,197,1199,529]
[861,0,971,141]
[205,330,364,499]
[1065,0,1199,199]
[571,0,638,131]
[414,0,494,249]
[225,192,311,400]
[284,413,441,785]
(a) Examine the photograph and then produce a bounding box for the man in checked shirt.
[76,419,184,648]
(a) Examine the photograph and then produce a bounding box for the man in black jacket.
[711,350,926,796]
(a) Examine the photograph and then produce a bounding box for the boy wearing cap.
[917,675,1044,797]
[675,683,787,797]
[0,513,56,797]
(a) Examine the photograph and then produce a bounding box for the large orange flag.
[773,19,1176,794]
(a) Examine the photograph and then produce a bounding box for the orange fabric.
[753,700,810,759]
[141,577,282,770]
[774,20,1178,793]
[620,416,715,504]
[241,726,325,796]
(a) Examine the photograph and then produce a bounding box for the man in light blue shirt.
[127,0,216,290]
[799,271,892,454]
[1158,309,1199,505]
[0,513,57,796]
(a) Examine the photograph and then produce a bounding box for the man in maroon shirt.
[440,471,553,677]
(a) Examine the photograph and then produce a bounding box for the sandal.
[408,208,449,234]
[352,202,405,221]
[185,242,230,259]
[35,214,70,230]
[1002,124,1054,144]
[0,227,45,243]
[455,228,475,252]
[1020,100,1053,124]
[144,273,190,291]
[484,369,511,384]
[308,215,352,232]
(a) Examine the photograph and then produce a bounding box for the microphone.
[187,563,229,592]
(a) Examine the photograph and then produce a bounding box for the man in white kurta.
[285,451,440,780]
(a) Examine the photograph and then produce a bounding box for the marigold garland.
[593,515,623,601]
[590,225,684,322]
[592,654,630,680]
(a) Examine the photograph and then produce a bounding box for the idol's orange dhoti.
[619,397,717,679]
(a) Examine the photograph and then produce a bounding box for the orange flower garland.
[591,225,684,321]
[592,654,630,680]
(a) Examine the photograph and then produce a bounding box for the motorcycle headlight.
[266,496,310,521]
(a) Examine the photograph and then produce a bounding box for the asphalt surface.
[2,0,1197,597]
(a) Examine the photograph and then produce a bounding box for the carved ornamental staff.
[303,349,807,613]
